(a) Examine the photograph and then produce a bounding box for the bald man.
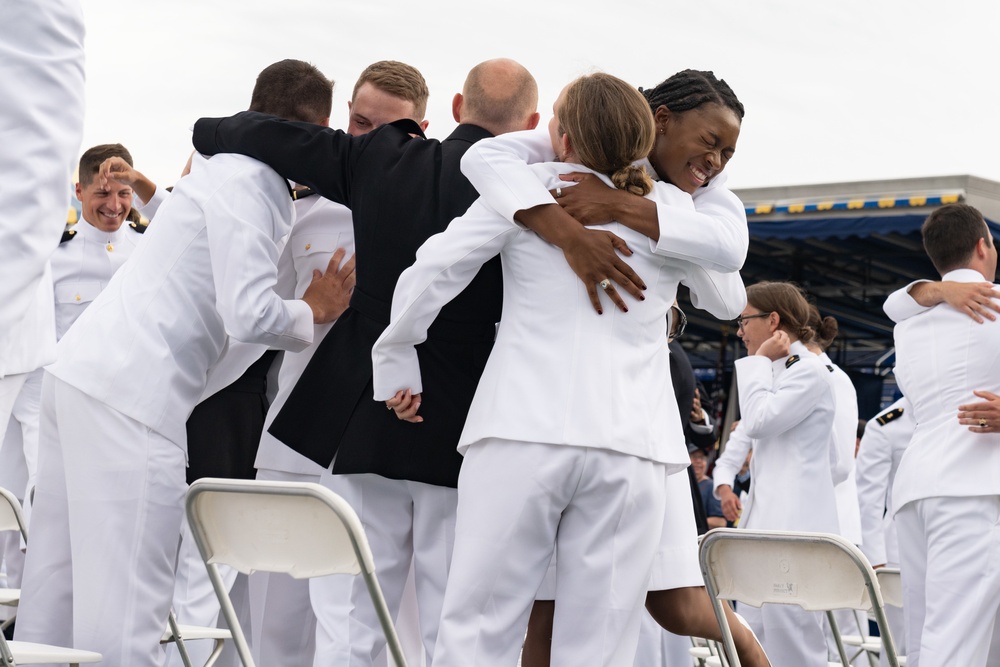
[194,58,540,666]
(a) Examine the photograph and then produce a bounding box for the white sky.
[79,0,1000,192]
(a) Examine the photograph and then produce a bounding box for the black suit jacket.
[193,115,501,488]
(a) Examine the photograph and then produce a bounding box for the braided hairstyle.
[640,69,745,120]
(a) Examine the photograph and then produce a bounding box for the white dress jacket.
[372,163,745,470]
[735,341,840,532]
[49,154,314,447]
[886,268,1000,513]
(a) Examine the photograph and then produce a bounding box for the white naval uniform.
[460,123,748,600]
[251,195,354,667]
[15,153,314,666]
[819,351,868,657]
[856,397,913,666]
[0,0,84,448]
[372,162,745,667]
[733,340,839,667]
[885,268,1000,667]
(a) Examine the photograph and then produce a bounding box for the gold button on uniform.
[305,243,311,250]
[75,295,81,301]
[106,243,114,252]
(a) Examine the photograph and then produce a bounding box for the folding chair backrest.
[700,528,880,612]
[185,479,375,579]
[700,528,899,667]
[0,487,27,539]
[875,568,903,608]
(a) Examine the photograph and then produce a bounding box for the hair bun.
[611,164,653,196]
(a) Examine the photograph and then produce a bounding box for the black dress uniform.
[192,114,501,488]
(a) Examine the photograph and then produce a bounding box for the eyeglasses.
[735,311,772,331]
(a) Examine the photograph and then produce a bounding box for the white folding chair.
[699,528,901,667]
[874,568,907,666]
[0,486,101,666]
[161,610,231,667]
[185,478,408,667]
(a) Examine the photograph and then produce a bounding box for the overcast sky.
[78,0,1000,193]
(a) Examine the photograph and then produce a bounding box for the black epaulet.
[129,221,148,234]
[876,407,905,426]
[785,355,800,368]
[60,228,77,243]
[826,365,835,373]
[291,187,317,201]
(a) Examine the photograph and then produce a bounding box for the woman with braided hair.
[462,70,770,667]
[371,72,747,667]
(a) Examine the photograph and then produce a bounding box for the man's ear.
[525,111,540,131]
[419,120,430,132]
[452,93,463,124]
[75,182,83,201]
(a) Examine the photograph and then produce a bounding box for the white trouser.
[313,472,455,666]
[433,439,667,667]
[249,468,321,666]
[0,419,27,615]
[538,469,700,600]
[6,369,43,527]
[0,374,28,448]
[16,374,187,666]
[740,603,828,667]
[881,602,906,667]
[896,495,1000,667]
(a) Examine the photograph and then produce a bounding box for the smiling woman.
[641,69,744,194]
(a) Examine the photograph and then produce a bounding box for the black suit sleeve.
[192,111,360,207]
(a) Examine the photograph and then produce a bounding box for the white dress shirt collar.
[941,267,991,283]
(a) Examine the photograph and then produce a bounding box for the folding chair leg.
[202,637,225,667]
[207,563,254,667]
[826,610,852,666]
[362,573,408,667]
[167,610,196,667]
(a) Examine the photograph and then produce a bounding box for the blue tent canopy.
[677,175,1000,415]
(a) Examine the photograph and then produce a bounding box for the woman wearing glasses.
[720,281,839,666]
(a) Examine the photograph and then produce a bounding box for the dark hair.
[78,144,132,186]
[746,281,815,344]
[807,305,839,351]
[249,59,334,123]
[641,69,745,120]
[921,203,992,275]
[352,60,429,120]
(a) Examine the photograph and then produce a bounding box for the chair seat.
[689,645,714,658]
[2,640,102,663]
[161,624,232,642]
[0,587,19,605]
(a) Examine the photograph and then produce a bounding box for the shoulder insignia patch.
[60,228,77,243]
[785,355,800,369]
[876,407,905,426]
[129,221,148,234]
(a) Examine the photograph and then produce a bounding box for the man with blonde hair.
[193,58,540,666]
